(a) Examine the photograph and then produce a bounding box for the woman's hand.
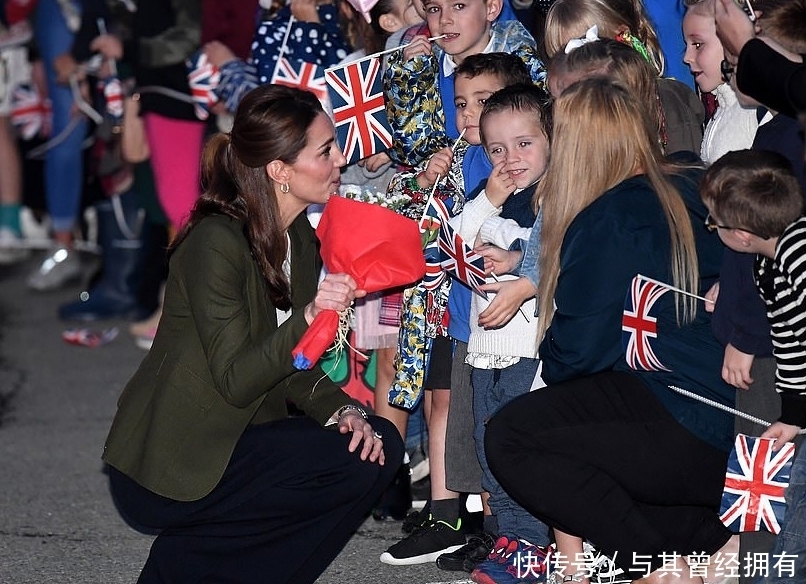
[704,281,719,313]
[304,273,366,324]
[402,35,432,61]
[338,410,386,464]
[715,0,757,58]
[761,421,801,451]
[477,277,536,329]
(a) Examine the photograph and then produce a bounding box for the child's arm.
[761,226,806,445]
[203,42,259,114]
[383,43,449,167]
[386,147,452,195]
[722,344,755,390]
[704,280,756,390]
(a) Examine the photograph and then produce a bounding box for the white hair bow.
[564,25,600,54]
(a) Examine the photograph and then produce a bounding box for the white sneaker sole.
[379,544,463,566]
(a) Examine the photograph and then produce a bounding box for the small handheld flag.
[271,57,329,107]
[720,434,794,534]
[325,56,392,164]
[622,275,670,372]
[186,51,220,120]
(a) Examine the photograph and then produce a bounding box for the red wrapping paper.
[292,196,426,369]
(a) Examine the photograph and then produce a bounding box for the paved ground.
[0,252,471,584]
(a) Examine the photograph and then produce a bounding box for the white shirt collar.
[442,36,495,77]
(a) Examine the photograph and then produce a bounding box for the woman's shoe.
[372,461,412,521]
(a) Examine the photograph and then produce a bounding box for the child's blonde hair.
[544,0,663,75]
[536,78,699,342]
[557,39,664,147]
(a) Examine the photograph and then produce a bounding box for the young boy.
[381,52,535,569]
[449,82,553,584]
[701,5,806,578]
[384,0,545,168]
[682,0,757,165]
[700,149,806,582]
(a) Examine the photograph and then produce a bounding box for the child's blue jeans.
[472,358,550,546]
[762,443,806,583]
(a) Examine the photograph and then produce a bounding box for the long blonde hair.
[544,0,663,75]
[535,78,699,342]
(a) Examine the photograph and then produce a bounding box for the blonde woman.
[485,79,737,584]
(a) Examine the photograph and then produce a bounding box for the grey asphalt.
[0,252,472,584]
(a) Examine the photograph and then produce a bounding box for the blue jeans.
[473,358,550,546]
[762,443,806,583]
[34,0,87,233]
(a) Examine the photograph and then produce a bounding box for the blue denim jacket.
[517,208,543,317]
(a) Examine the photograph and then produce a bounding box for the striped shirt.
[755,216,806,427]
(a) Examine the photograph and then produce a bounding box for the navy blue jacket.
[539,170,736,451]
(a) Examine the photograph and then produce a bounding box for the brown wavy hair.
[169,85,324,310]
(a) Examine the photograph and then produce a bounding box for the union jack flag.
[186,51,220,121]
[325,56,392,164]
[622,275,670,371]
[438,223,487,297]
[720,434,794,534]
[10,83,49,140]
[271,57,329,107]
[101,76,124,124]
[420,196,450,290]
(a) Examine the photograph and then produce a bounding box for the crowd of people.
[1,0,806,583]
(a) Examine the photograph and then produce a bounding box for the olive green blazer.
[103,214,355,501]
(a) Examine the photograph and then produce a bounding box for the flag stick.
[637,274,713,303]
[96,18,117,77]
[325,35,449,73]
[743,0,757,21]
[418,128,467,229]
[271,14,296,83]
[490,272,530,322]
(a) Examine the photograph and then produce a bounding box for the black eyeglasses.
[705,213,731,232]
[705,213,770,239]
[721,59,735,83]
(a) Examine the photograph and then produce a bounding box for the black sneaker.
[379,516,465,565]
[435,531,497,572]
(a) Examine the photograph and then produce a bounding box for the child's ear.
[732,229,757,249]
[378,13,402,34]
[485,0,503,22]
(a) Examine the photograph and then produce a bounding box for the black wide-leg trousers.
[109,415,403,584]
[485,371,732,576]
